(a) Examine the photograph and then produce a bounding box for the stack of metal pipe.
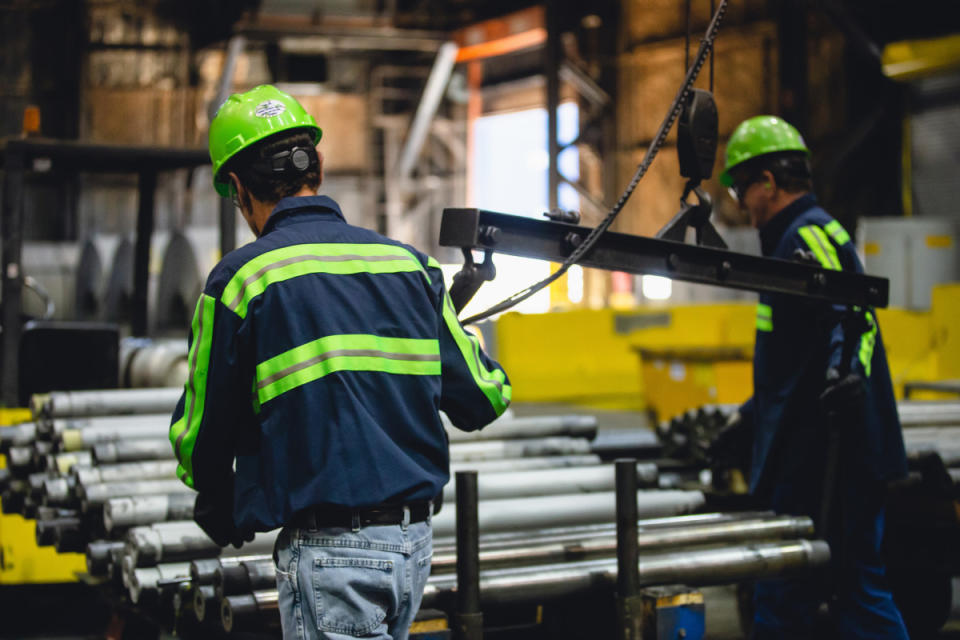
[0,386,835,636]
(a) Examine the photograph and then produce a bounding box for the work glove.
[707,410,752,470]
[194,492,255,549]
[819,369,866,424]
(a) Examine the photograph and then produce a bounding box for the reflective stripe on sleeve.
[824,220,851,246]
[168,293,217,488]
[441,291,512,414]
[798,225,841,270]
[756,302,773,332]
[221,243,432,318]
[255,334,441,405]
[859,311,878,377]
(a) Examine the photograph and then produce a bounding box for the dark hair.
[731,151,812,194]
[222,128,320,203]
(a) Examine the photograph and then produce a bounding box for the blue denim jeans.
[274,520,433,640]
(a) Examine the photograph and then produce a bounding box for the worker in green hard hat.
[171,85,510,640]
[712,115,909,638]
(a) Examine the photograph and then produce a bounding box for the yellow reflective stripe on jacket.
[221,243,432,318]
[859,311,878,377]
[255,334,441,405]
[441,291,511,414]
[798,225,841,270]
[756,303,773,332]
[169,293,217,488]
[824,220,851,246]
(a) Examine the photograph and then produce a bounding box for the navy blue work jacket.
[169,196,511,532]
[741,194,906,496]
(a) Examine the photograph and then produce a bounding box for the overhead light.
[642,275,672,301]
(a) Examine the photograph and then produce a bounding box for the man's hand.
[819,369,866,423]
[194,492,254,549]
[707,411,753,470]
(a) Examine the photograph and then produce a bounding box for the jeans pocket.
[313,556,395,636]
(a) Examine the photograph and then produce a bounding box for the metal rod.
[229,540,830,632]
[93,439,175,464]
[430,490,706,538]
[133,170,157,335]
[395,41,458,182]
[86,540,126,576]
[449,436,592,461]
[450,454,602,474]
[74,460,177,486]
[444,414,598,443]
[454,470,482,640]
[80,479,192,512]
[32,388,182,418]
[615,459,642,640]
[429,515,815,574]
[103,493,196,533]
[441,463,657,503]
[1,148,25,405]
[60,423,172,452]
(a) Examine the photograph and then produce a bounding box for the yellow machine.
[0,408,85,584]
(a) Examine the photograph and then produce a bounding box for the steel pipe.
[104,493,197,532]
[190,554,267,585]
[221,588,281,633]
[93,439,175,464]
[430,515,814,574]
[38,413,173,439]
[0,422,37,452]
[214,558,277,599]
[440,463,657,503]
[227,540,829,632]
[35,516,81,546]
[125,522,278,567]
[445,414,598,443]
[86,540,126,576]
[80,479,192,512]
[31,388,182,419]
[59,423,172,452]
[129,562,191,604]
[46,450,94,475]
[74,460,177,486]
[192,584,218,623]
[449,437,592,461]
[423,540,830,608]
[430,490,706,538]
[449,454,601,473]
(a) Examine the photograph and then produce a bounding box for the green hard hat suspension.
[719,115,809,187]
[208,85,323,197]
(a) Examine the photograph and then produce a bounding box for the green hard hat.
[209,85,323,196]
[719,115,809,187]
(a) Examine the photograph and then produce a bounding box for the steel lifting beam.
[439,208,890,309]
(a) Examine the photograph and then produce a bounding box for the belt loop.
[426,500,432,524]
[351,511,361,533]
[401,505,411,531]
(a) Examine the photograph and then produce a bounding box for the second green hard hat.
[719,115,809,187]
[209,85,323,197]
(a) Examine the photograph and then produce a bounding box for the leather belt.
[291,500,436,530]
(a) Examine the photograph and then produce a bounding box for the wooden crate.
[618,21,779,145]
[622,0,768,46]
[83,87,197,147]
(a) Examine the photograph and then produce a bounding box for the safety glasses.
[727,173,762,202]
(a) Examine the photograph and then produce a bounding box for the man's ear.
[762,169,775,191]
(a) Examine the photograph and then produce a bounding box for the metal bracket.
[438,208,889,309]
[655,181,727,250]
[449,246,497,314]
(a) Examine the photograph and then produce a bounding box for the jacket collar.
[261,195,345,235]
[759,192,817,256]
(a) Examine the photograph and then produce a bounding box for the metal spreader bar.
[439,208,889,310]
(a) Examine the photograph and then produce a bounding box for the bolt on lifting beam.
[438,208,890,311]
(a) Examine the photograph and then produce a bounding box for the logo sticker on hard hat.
[255,100,287,118]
